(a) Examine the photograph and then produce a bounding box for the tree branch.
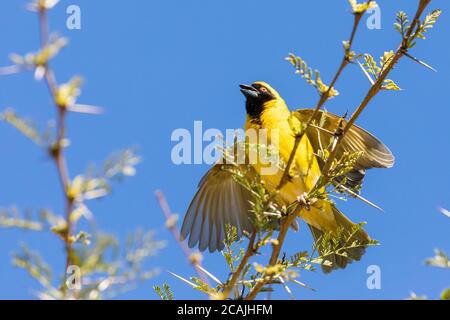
[155,191,211,286]
[319,0,430,184]
[245,214,295,300]
[37,6,75,288]
[221,231,256,299]
[245,0,433,300]
[277,7,366,192]
[245,7,368,300]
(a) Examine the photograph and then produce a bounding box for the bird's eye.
[260,87,268,93]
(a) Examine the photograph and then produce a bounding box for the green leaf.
[407,9,441,48]
[382,79,401,91]
[425,249,450,268]
[394,11,409,37]
[363,54,381,78]
[0,109,43,145]
[348,0,378,14]
[153,283,174,300]
[12,243,53,289]
[286,53,339,99]
[0,208,44,231]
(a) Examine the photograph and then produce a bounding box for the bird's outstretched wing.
[294,109,394,187]
[180,164,256,252]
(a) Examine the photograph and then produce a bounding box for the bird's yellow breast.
[244,98,337,230]
[244,99,322,202]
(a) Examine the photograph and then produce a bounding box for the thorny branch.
[214,1,373,300]
[244,3,369,300]
[221,231,256,299]
[37,6,75,286]
[320,0,430,184]
[276,1,370,193]
[245,0,435,300]
[1,1,164,300]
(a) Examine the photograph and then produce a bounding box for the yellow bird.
[180,82,394,272]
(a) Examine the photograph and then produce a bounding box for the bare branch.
[155,191,211,286]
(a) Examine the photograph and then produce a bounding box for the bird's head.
[239,82,283,121]
[239,82,281,102]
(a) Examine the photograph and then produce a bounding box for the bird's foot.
[296,192,310,210]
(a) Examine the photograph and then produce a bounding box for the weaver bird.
[180,82,394,272]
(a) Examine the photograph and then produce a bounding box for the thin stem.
[276,134,302,190]
[155,191,210,286]
[305,12,364,128]
[277,10,365,193]
[245,0,432,300]
[319,0,430,184]
[245,12,365,298]
[222,231,256,299]
[37,7,74,289]
[38,6,49,46]
[245,214,296,300]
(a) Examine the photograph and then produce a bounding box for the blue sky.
[0,0,449,300]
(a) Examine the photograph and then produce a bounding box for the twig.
[221,231,256,299]
[245,0,433,300]
[276,135,302,190]
[245,214,295,300]
[305,9,366,128]
[277,7,366,193]
[155,191,210,286]
[37,6,75,288]
[245,8,367,300]
[319,0,430,184]
[245,5,368,300]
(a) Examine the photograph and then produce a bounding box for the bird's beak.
[239,84,259,99]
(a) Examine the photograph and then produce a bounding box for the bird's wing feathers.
[294,109,395,169]
[180,164,255,252]
[180,108,392,266]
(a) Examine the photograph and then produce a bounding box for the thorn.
[438,207,450,219]
[356,59,375,85]
[338,184,384,212]
[278,276,296,300]
[404,52,437,72]
[290,278,316,292]
[195,265,223,285]
[167,271,198,288]
[0,65,23,76]
[310,124,334,135]
[68,104,104,115]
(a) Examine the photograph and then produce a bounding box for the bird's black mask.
[239,83,275,122]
